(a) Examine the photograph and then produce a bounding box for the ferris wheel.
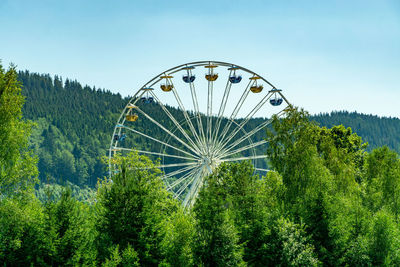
[109,61,291,208]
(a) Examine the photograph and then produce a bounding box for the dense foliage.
[2,65,400,265]
[0,65,38,196]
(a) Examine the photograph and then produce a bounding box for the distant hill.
[19,71,126,186]
[311,111,400,153]
[19,71,400,187]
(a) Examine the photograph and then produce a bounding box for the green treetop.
[0,63,38,196]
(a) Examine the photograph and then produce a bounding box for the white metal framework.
[109,61,291,208]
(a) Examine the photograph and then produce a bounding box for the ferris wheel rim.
[108,60,291,208]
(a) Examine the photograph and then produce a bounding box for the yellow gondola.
[205,74,218,81]
[126,113,138,122]
[160,75,173,79]
[250,85,263,93]
[204,65,217,68]
[160,84,173,92]
[249,76,261,80]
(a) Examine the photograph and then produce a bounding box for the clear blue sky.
[1,0,399,117]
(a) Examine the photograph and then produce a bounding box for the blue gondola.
[183,75,196,83]
[114,133,127,142]
[146,97,154,104]
[270,98,283,106]
[229,75,242,84]
[141,97,154,104]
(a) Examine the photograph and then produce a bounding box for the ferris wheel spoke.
[112,147,198,161]
[183,167,206,207]
[278,91,291,108]
[122,125,200,159]
[206,68,214,149]
[135,162,198,170]
[162,164,199,180]
[218,140,268,159]
[165,76,206,152]
[216,108,286,158]
[167,168,199,191]
[134,106,201,156]
[255,168,269,172]
[174,168,201,200]
[218,104,286,157]
[180,167,202,202]
[214,78,254,152]
[216,69,233,118]
[220,154,269,162]
[212,91,273,156]
[168,167,200,192]
[156,162,199,169]
[187,69,207,148]
[226,77,254,121]
[210,70,233,148]
[148,90,202,153]
[216,118,274,159]
[235,107,286,148]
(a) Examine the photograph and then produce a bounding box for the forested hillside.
[19,71,400,187]
[19,71,126,186]
[312,111,400,153]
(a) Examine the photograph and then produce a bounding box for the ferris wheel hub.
[200,155,219,172]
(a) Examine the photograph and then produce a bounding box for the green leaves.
[102,245,139,267]
[0,64,38,195]
[368,209,400,265]
[160,208,195,267]
[96,152,179,265]
[265,107,400,265]
[0,193,48,265]
[364,146,400,215]
[275,218,320,267]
